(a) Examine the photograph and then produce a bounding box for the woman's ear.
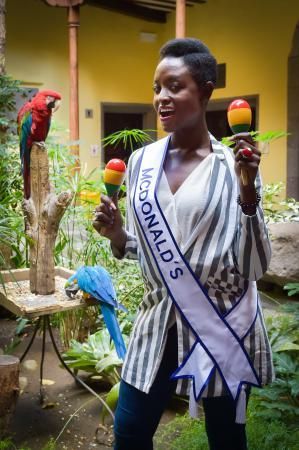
[203,81,215,100]
[199,81,215,104]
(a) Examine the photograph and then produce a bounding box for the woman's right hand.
[93,194,126,249]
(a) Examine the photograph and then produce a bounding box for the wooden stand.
[0,269,108,411]
[22,143,73,295]
[0,355,20,438]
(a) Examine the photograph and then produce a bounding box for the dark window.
[103,112,143,164]
[216,64,226,89]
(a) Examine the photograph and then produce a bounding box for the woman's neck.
[171,121,210,153]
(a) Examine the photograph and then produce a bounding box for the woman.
[93,38,273,450]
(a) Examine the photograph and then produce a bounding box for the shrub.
[154,411,299,450]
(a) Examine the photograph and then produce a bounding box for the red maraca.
[227,99,252,185]
[103,158,126,197]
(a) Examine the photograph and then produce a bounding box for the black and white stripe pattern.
[114,136,274,397]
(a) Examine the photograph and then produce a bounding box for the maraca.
[227,99,252,185]
[103,158,126,197]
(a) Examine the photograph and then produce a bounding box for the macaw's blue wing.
[75,266,127,359]
[101,303,126,360]
[76,266,127,311]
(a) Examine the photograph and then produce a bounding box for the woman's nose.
[158,87,170,101]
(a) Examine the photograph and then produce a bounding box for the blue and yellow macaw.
[65,266,127,360]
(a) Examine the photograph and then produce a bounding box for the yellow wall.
[165,0,299,185]
[6,0,164,171]
[6,0,299,187]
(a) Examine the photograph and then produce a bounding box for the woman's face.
[153,57,204,133]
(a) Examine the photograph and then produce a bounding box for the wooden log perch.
[22,143,73,295]
[0,355,20,438]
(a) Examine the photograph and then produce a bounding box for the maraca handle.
[241,169,249,186]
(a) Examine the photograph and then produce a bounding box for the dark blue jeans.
[114,325,248,450]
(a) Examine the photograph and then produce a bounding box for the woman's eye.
[170,84,180,92]
[153,85,160,94]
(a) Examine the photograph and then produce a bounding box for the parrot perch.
[17,90,62,199]
[65,266,127,360]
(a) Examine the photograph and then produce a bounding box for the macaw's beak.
[53,99,61,113]
[65,286,79,298]
[46,96,61,112]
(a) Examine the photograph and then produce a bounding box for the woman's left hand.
[230,132,261,186]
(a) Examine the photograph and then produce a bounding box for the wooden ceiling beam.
[85,0,167,23]
[135,0,197,5]
[43,0,84,6]
[135,1,196,10]
[137,6,174,12]
[135,0,176,5]
[135,2,175,12]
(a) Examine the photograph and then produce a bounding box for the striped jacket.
[114,135,274,398]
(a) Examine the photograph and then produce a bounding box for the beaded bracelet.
[237,190,261,209]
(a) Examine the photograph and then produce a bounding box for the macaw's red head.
[32,90,62,113]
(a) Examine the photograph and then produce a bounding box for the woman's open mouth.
[159,108,175,122]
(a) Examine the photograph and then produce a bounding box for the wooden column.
[287,21,299,200]
[176,0,186,38]
[68,5,80,158]
[0,0,6,75]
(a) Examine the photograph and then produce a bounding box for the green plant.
[0,438,14,450]
[62,327,126,386]
[0,74,22,133]
[262,182,299,223]
[0,204,27,270]
[284,282,299,297]
[42,440,56,450]
[102,128,154,162]
[62,327,126,422]
[3,317,29,354]
[47,127,145,343]
[0,438,56,450]
[154,409,299,450]
[155,414,208,450]
[0,74,26,274]
[51,305,100,349]
[251,303,299,425]
[0,437,31,450]
[99,380,120,425]
[222,130,299,223]
[46,134,104,269]
[266,305,299,353]
[0,74,23,204]
[221,129,288,150]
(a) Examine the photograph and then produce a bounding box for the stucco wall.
[165,0,299,186]
[6,0,299,188]
[6,0,164,170]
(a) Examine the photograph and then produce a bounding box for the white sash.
[132,137,261,422]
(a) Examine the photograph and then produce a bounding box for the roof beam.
[135,2,175,12]
[85,0,167,23]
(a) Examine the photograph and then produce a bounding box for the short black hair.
[159,38,217,87]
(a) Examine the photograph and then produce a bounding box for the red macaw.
[17,90,62,199]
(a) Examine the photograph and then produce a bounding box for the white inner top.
[157,153,214,248]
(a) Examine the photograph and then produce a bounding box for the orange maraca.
[103,158,126,197]
[227,99,252,185]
